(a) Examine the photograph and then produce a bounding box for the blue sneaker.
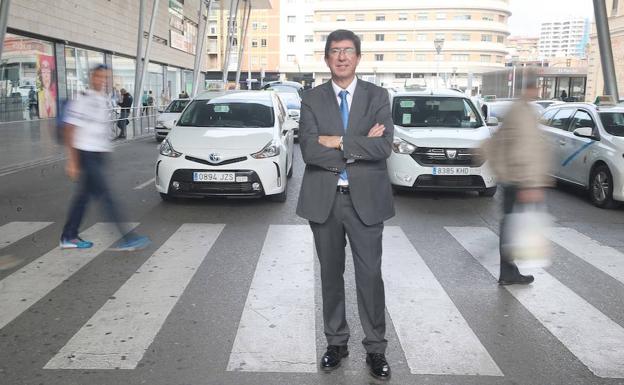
[109,235,151,251]
[60,237,94,249]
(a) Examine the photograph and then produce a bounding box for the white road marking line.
[549,227,624,285]
[382,226,503,376]
[44,223,224,370]
[0,222,53,249]
[446,226,624,378]
[133,177,156,190]
[227,225,317,373]
[0,223,138,330]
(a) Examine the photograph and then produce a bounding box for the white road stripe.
[227,225,317,373]
[133,177,155,190]
[44,223,224,370]
[446,226,624,378]
[382,227,502,376]
[0,223,138,330]
[548,227,624,285]
[0,222,53,249]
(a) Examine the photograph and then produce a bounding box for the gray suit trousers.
[310,191,387,354]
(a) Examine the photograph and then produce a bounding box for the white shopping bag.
[501,204,553,268]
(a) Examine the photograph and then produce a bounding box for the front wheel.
[589,165,619,209]
[479,186,497,197]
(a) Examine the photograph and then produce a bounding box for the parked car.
[481,99,544,127]
[275,92,301,138]
[534,99,565,109]
[539,102,624,208]
[387,89,498,196]
[261,80,303,98]
[155,91,295,202]
[155,98,191,142]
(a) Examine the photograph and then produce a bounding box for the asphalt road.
[1,138,624,385]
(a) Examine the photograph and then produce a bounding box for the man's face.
[325,39,360,81]
[91,69,109,92]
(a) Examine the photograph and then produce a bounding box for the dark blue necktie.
[339,90,349,182]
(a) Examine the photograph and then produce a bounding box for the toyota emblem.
[445,149,457,159]
[209,153,222,163]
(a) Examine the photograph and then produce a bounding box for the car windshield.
[599,112,624,137]
[392,96,483,128]
[177,100,275,128]
[164,99,189,113]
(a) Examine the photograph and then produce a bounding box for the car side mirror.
[486,117,499,126]
[573,126,598,140]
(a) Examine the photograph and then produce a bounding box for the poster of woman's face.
[37,55,57,119]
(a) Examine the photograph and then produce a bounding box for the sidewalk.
[0,118,155,177]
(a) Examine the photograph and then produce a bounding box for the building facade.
[278,0,511,93]
[538,16,590,58]
[586,0,624,101]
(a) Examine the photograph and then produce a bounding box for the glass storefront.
[65,46,105,100]
[145,63,164,108]
[182,69,194,95]
[166,66,181,103]
[0,33,56,122]
[111,55,136,102]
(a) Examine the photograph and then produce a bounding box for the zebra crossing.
[1,220,624,379]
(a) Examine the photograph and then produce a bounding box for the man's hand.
[65,157,80,181]
[367,123,385,137]
[517,188,544,203]
[318,135,342,149]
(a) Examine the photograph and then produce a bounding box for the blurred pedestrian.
[117,88,132,139]
[60,64,150,251]
[482,69,552,285]
[560,89,568,100]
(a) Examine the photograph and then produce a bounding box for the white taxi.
[155,91,295,202]
[387,89,498,196]
[539,101,624,208]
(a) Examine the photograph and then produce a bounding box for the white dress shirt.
[331,77,357,186]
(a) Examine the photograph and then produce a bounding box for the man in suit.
[296,29,395,381]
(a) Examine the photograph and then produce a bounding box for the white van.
[387,89,499,196]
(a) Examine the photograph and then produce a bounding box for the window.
[304,54,313,62]
[288,35,296,43]
[435,33,445,40]
[261,23,268,30]
[395,73,411,79]
[304,35,313,43]
[497,36,504,43]
[287,16,296,23]
[454,14,471,20]
[496,56,503,63]
[375,54,384,61]
[481,34,492,42]
[415,54,425,61]
[261,39,267,47]
[336,15,346,22]
[480,55,491,62]
[260,57,268,66]
[357,34,364,41]
[416,34,427,41]
[451,54,469,61]
[376,15,385,21]
[355,14,365,21]
[399,13,408,21]
[321,15,330,22]
[398,34,407,41]
[251,40,258,48]
[396,53,407,61]
[436,13,446,20]
[417,13,428,20]
[570,110,595,131]
[376,34,385,41]
[550,108,575,130]
[305,15,313,23]
[539,109,558,125]
[498,15,506,23]
[319,34,328,42]
[287,55,296,63]
[452,34,470,41]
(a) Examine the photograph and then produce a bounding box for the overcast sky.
[508,0,596,37]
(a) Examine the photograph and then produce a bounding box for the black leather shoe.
[320,345,348,371]
[498,274,534,285]
[366,353,391,380]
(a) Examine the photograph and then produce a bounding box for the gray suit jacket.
[296,79,395,226]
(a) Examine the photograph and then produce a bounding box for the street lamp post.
[434,38,444,90]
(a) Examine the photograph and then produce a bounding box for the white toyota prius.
[155,91,295,202]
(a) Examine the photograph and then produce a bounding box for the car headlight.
[392,137,416,154]
[159,138,182,157]
[251,140,280,159]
